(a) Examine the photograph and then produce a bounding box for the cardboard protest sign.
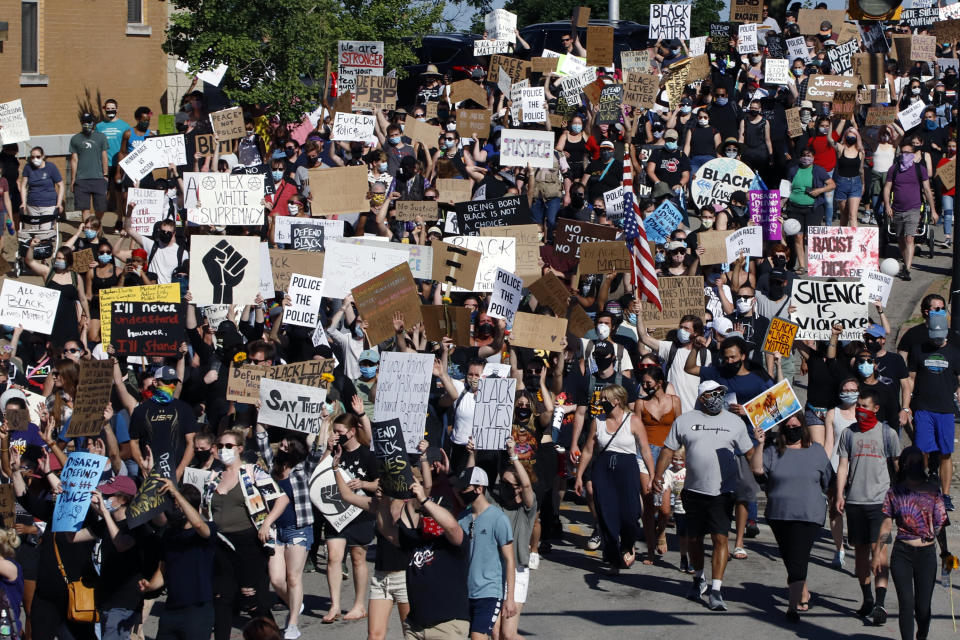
[458,108,493,137]
[641,276,703,331]
[0,485,14,528]
[510,312,567,351]
[475,39,511,56]
[586,25,614,66]
[595,85,624,125]
[554,219,618,259]
[450,79,488,107]
[645,200,685,244]
[573,5,591,27]
[337,40,384,94]
[307,165,368,216]
[529,56,558,74]
[490,55,530,84]
[395,200,439,222]
[127,470,169,527]
[291,224,325,252]
[686,54,712,84]
[651,4,691,40]
[208,107,245,141]
[697,230,734,265]
[269,249,325,292]
[371,418,415,498]
[784,107,802,138]
[308,457,363,531]
[332,112,376,142]
[323,239,411,298]
[184,172,265,226]
[455,195,530,234]
[762,317,800,357]
[431,242,482,289]
[478,224,538,281]
[110,301,185,357]
[226,359,336,403]
[352,262,423,344]
[0,279,60,335]
[861,270,894,307]
[0,100,30,144]
[128,188,167,235]
[797,9,846,35]
[52,453,107,531]
[578,242,631,274]
[226,364,269,403]
[99,283,180,345]
[791,279,869,340]
[472,377,517,450]
[806,74,858,100]
[806,226,879,278]
[189,235,260,305]
[623,74,659,109]
[402,117,437,150]
[912,34,936,61]
[283,274,325,328]
[488,267,523,324]
[436,178,473,204]
[745,379,802,431]
[938,158,956,191]
[528,271,571,316]
[71,248,94,275]
[353,75,397,112]
[691,158,761,209]
[446,236,516,292]
[67,360,114,438]
[259,378,327,435]
[853,53,886,85]
[499,129,555,169]
[826,39,859,75]
[273,217,343,245]
[748,190,782,241]
[731,0,763,23]
[866,106,897,126]
[374,352,434,453]
[421,304,472,346]
[856,87,889,105]
[725,226,763,263]
[193,134,237,158]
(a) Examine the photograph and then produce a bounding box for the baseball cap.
[710,317,734,338]
[154,366,179,382]
[820,20,833,31]
[823,39,837,46]
[604,300,623,317]
[800,100,814,110]
[98,475,137,496]
[698,380,727,396]
[359,349,380,364]
[454,466,489,490]
[81,113,96,124]
[0,388,26,411]
[592,340,616,361]
[427,225,443,237]
[928,312,949,340]
[600,140,615,149]
[864,324,886,338]
[664,129,679,141]
[665,240,686,251]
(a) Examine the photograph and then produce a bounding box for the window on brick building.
[127,0,143,24]
[21,0,38,74]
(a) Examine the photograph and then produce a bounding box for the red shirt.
[811,130,839,172]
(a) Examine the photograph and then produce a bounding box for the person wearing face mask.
[867,126,897,227]
[556,116,589,206]
[750,414,833,622]
[667,98,696,135]
[635,309,712,412]
[574,385,654,573]
[585,141,622,202]
[684,110,721,177]
[390,155,429,203]
[635,367,682,563]
[120,217,186,285]
[235,119,266,167]
[352,349,380,422]
[919,107,947,168]
[858,323,911,429]
[898,80,929,111]
[64,215,102,252]
[437,357,487,474]
[739,98,773,170]
[849,347,900,438]
[935,138,957,246]
[557,182,593,223]
[833,126,865,227]
[84,239,121,344]
[380,123,414,176]
[367,150,393,187]
[263,158,300,227]
[645,130,690,197]
[719,285,770,363]
[127,366,198,482]
[824,378,860,567]
[96,99,131,213]
[906,309,960,508]
[835,389,902,626]
[785,147,834,273]
[23,241,89,347]
[882,140,936,280]
[652,380,757,612]
[69,113,110,220]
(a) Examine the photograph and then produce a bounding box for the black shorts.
[324,515,375,547]
[681,490,735,538]
[846,503,887,546]
[785,201,819,236]
[74,178,108,212]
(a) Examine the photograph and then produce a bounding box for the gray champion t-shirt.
[838,422,901,505]
[665,409,755,496]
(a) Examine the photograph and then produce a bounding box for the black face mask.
[594,356,614,371]
[768,283,785,300]
[460,490,479,504]
[782,426,803,444]
[773,255,787,268]
[720,361,741,376]
[523,376,539,391]
[515,407,532,423]
[156,230,174,245]
[499,483,521,509]
[194,450,212,465]
[866,340,881,354]
[600,400,615,415]
[571,194,585,207]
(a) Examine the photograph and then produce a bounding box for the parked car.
[398,33,483,106]
[518,19,651,66]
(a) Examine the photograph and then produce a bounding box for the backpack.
[585,340,626,374]
[147,237,187,280]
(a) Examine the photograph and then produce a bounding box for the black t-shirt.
[161,522,218,609]
[589,370,639,419]
[648,148,690,187]
[94,517,152,609]
[898,322,958,355]
[875,351,908,392]
[908,341,960,414]
[129,399,198,479]
[398,521,469,628]
[339,445,379,484]
[860,380,900,426]
[803,355,844,409]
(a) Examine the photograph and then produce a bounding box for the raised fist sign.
[202,239,247,304]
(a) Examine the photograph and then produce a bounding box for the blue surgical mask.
[323,401,336,414]
[97,253,113,264]
[665,141,677,151]
[389,136,402,145]
[680,105,692,114]
[271,170,284,182]
[839,391,859,406]
[857,362,874,378]
[378,162,389,172]
[84,229,97,240]
[354,324,365,339]
[715,97,728,106]
[926,120,938,130]
[677,328,691,344]
[359,365,378,380]
[626,313,637,325]
[445,140,456,149]
[53,259,67,271]
[570,124,582,134]
[793,68,804,76]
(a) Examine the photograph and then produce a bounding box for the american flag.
[622,150,662,311]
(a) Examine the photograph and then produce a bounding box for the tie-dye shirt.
[882,485,946,542]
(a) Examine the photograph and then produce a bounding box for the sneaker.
[856,601,875,618]
[687,576,708,601]
[745,520,760,538]
[945,495,955,512]
[831,548,845,568]
[708,592,728,611]
[872,604,887,626]
[903,270,912,281]
[284,625,301,640]
[679,557,690,573]
[528,552,541,570]
[586,531,602,551]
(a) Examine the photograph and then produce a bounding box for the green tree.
[164,0,445,124]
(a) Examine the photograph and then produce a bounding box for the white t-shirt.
[658,341,712,413]
[140,237,188,284]
[449,379,477,445]
[327,327,365,381]
[581,338,633,373]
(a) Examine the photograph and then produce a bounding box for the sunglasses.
[702,389,725,399]
[30,155,42,159]
[856,358,874,364]
[249,358,269,365]
[444,137,456,141]
[738,294,754,300]
[216,443,237,450]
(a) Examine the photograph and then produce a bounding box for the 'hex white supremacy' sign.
[185,173,265,226]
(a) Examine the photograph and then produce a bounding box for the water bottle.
[0,608,13,640]
[551,405,564,443]
[653,491,663,507]
[942,565,951,590]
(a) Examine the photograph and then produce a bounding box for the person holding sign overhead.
[25,240,89,348]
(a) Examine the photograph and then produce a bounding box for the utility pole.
[609,0,619,21]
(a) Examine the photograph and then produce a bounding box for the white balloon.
[783,218,802,236]
[880,258,900,277]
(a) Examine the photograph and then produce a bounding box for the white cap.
[698,380,727,396]
[0,388,26,412]
[710,317,734,337]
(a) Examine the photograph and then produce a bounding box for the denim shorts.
[834,175,862,201]
[276,524,314,548]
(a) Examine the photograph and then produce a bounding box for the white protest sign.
[861,271,893,307]
[0,279,61,335]
[258,242,275,300]
[475,40,511,56]
[725,226,764,262]
[739,24,759,54]
[309,456,362,532]
[690,36,707,56]
[338,40,384,94]
[127,188,166,236]
[140,135,187,167]
[650,4,691,40]
[485,9,518,42]
[273,217,343,245]
[472,377,517,450]
[765,58,792,84]
[500,129,555,169]
[604,186,624,218]
[332,112,376,142]
[899,99,925,130]
[185,173,265,226]
[182,467,213,491]
[322,240,410,299]
[497,68,512,96]
[189,235,261,306]
[259,377,327,435]
[119,142,163,182]
[520,87,547,123]
[374,352,434,453]
[0,100,30,144]
[283,274,325,328]
[488,267,523,324]
[175,60,228,87]
[787,36,811,64]
[447,236,517,292]
[341,238,433,281]
[558,67,597,97]
[790,279,869,340]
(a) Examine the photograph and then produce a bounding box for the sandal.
[623,550,637,568]
[797,601,810,612]
[732,546,748,559]
[321,613,341,624]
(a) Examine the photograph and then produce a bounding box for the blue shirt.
[96,119,131,165]
[21,163,62,207]
[458,504,513,599]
